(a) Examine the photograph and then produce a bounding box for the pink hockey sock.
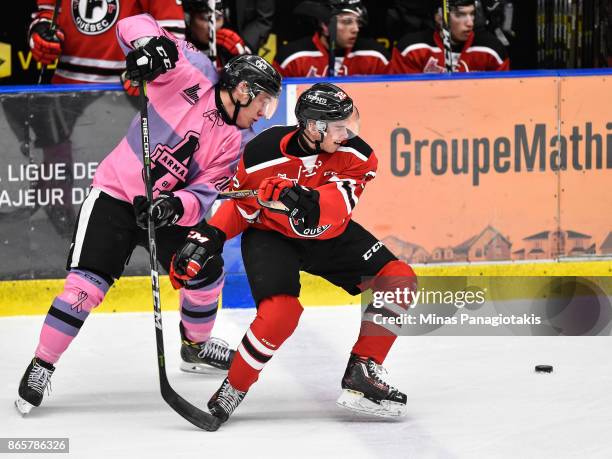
[35,269,110,364]
[180,273,224,343]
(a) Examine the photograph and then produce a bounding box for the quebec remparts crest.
[72,0,120,36]
[289,217,331,238]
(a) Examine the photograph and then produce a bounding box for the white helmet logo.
[334,91,347,100]
[254,59,268,71]
[306,94,327,104]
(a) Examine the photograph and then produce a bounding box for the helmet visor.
[324,105,360,140]
[251,89,280,120]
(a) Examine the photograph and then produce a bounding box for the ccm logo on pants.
[363,241,384,260]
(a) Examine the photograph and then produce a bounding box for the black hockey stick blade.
[159,373,221,431]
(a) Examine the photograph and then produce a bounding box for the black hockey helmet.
[434,0,475,14]
[219,54,281,98]
[219,55,282,122]
[329,0,367,18]
[183,0,226,30]
[182,0,224,14]
[296,82,353,125]
[295,83,359,145]
[294,0,368,25]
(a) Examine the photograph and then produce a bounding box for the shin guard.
[228,295,303,392]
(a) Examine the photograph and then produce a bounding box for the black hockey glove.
[125,36,178,82]
[170,222,226,289]
[133,192,184,229]
[279,185,321,230]
[257,177,321,229]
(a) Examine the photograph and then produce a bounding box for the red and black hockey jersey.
[273,32,390,77]
[31,0,184,84]
[210,125,378,240]
[389,29,509,74]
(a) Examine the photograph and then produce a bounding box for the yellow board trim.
[1,261,610,316]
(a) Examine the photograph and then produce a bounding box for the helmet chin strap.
[298,122,325,155]
[299,128,325,155]
[228,89,254,125]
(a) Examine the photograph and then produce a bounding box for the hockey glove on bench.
[30,21,64,65]
[125,36,178,82]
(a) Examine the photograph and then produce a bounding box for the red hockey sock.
[352,260,417,364]
[228,295,303,392]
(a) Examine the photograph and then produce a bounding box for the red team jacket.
[210,126,378,240]
[273,32,390,77]
[31,0,184,84]
[390,29,509,73]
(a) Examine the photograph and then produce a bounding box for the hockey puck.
[535,365,553,373]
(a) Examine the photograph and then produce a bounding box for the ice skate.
[337,354,407,418]
[179,323,235,374]
[15,357,55,415]
[207,377,247,423]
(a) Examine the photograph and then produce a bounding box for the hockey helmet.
[329,0,367,19]
[435,0,475,13]
[219,55,282,119]
[182,0,225,14]
[294,0,368,25]
[295,83,360,139]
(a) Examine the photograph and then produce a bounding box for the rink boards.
[1,259,611,316]
[0,70,611,315]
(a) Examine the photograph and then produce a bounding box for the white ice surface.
[2,306,611,459]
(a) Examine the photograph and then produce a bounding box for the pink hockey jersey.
[92,14,255,227]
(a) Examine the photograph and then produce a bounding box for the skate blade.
[180,361,228,375]
[15,397,35,415]
[336,389,407,418]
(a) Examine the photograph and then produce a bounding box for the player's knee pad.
[183,254,224,290]
[253,295,304,346]
[61,269,111,312]
[376,260,417,280]
[371,260,418,307]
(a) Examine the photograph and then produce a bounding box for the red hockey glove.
[29,21,64,65]
[258,176,294,202]
[120,71,140,97]
[258,177,320,229]
[216,28,249,57]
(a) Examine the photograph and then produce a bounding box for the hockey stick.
[441,0,453,73]
[138,82,220,432]
[327,13,337,77]
[207,0,217,61]
[217,189,289,212]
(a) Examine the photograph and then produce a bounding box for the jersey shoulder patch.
[335,136,373,162]
[243,126,296,170]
